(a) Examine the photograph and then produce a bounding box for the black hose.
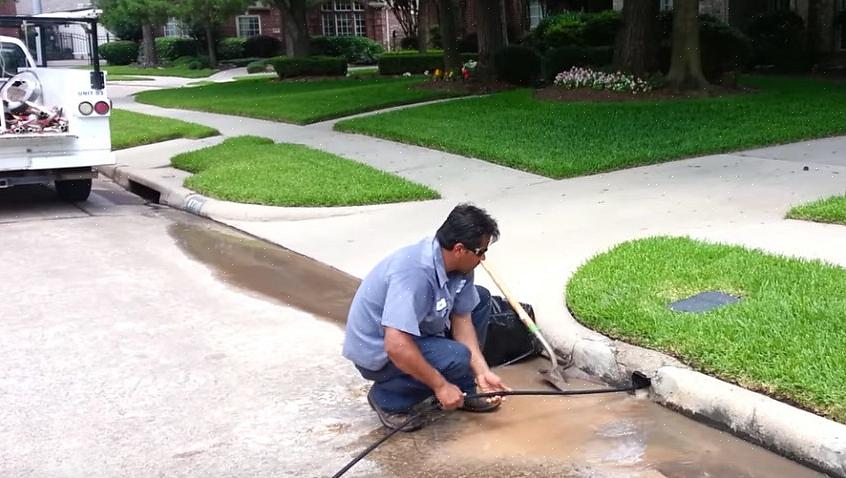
[330,381,648,478]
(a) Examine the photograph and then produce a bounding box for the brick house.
[162,1,403,50]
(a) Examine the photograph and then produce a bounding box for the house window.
[659,0,672,11]
[767,0,790,10]
[528,0,545,29]
[237,15,261,38]
[321,1,366,36]
[163,18,190,37]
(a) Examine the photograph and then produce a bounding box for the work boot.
[367,388,424,432]
[459,395,501,413]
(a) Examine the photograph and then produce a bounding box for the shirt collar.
[431,237,449,288]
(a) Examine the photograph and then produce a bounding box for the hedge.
[310,36,384,64]
[245,35,283,57]
[217,37,246,61]
[270,56,347,78]
[378,52,478,75]
[100,40,138,65]
[155,37,200,61]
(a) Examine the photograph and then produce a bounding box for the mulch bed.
[534,84,753,103]
[412,80,518,95]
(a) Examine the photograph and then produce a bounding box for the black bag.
[481,296,541,367]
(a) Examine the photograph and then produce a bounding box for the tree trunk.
[665,0,708,90]
[283,0,310,57]
[438,0,461,71]
[612,0,658,77]
[474,0,508,81]
[205,22,217,67]
[418,0,429,52]
[140,22,157,67]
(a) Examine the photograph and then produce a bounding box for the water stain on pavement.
[168,216,826,478]
[168,220,360,323]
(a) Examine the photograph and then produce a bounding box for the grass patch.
[110,109,220,150]
[107,75,155,81]
[82,65,216,78]
[233,73,276,81]
[336,76,846,178]
[566,236,846,422]
[787,195,846,225]
[134,77,463,124]
[171,136,439,206]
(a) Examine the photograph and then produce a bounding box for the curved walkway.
[105,82,846,476]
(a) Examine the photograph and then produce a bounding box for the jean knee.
[442,341,471,376]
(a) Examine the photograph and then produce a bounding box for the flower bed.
[553,67,651,94]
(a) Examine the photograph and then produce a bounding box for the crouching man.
[342,203,510,431]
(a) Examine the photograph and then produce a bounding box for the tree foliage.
[386,0,419,39]
[97,0,172,65]
[174,0,252,66]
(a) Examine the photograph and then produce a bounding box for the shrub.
[377,51,478,75]
[100,40,138,65]
[310,36,384,64]
[217,37,246,61]
[270,56,347,78]
[657,13,751,81]
[494,45,541,86]
[171,55,211,69]
[155,37,200,61]
[746,10,808,72]
[219,56,263,67]
[246,59,271,73]
[581,10,622,46]
[553,66,651,94]
[543,46,612,81]
[524,10,621,52]
[244,35,283,58]
[400,36,418,50]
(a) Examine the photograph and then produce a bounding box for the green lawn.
[336,76,846,178]
[101,65,217,78]
[566,236,846,423]
[107,75,154,81]
[134,77,463,124]
[110,109,220,150]
[172,136,439,206]
[787,195,846,225]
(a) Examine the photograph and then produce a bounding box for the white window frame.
[528,0,545,29]
[236,15,261,38]
[163,17,190,38]
[320,1,366,37]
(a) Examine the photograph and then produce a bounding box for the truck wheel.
[55,179,92,202]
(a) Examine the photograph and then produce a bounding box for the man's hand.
[434,382,465,410]
[476,370,511,405]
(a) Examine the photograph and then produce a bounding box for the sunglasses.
[463,244,488,257]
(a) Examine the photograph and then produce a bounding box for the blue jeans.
[357,286,492,413]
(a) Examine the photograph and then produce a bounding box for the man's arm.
[450,313,510,397]
[384,327,464,410]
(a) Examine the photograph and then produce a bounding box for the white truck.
[0,16,114,202]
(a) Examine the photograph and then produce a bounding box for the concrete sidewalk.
[104,89,846,476]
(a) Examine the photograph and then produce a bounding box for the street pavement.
[0,181,827,478]
[102,77,846,476]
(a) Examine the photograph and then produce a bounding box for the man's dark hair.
[435,203,499,250]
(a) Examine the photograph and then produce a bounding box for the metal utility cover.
[668,291,740,313]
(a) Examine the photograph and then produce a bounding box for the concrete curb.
[555,329,846,477]
[653,366,845,477]
[99,164,392,222]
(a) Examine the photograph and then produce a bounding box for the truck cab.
[0,26,115,202]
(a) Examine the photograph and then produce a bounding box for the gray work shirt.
[343,236,480,371]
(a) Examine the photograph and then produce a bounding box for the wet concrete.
[169,220,360,323]
[170,219,827,478]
